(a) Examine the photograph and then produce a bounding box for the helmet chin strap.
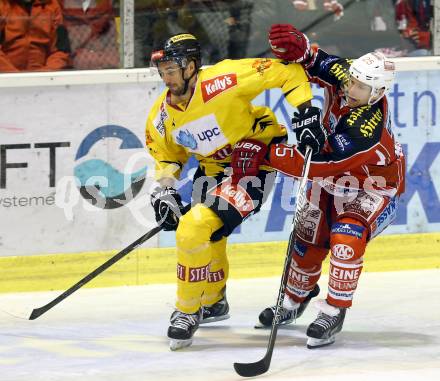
[368,88,385,105]
[182,69,196,95]
[179,65,198,96]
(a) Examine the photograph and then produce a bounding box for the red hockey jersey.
[268,49,405,198]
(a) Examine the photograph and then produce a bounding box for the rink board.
[0,232,439,293]
[0,65,439,293]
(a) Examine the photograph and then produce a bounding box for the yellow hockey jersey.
[145,58,312,180]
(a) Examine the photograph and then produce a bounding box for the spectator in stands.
[395,0,432,56]
[292,0,344,21]
[134,0,252,67]
[134,0,216,67]
[0,0,70,72]
[60,0,120,69]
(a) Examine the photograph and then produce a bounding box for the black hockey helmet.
[151,33,201,70]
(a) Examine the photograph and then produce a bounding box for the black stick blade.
[29,291,70,320]
[27,224,164,321]
[233,358,269,378]
[29,307,46,320]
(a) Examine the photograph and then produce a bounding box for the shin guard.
[328,217,367,308]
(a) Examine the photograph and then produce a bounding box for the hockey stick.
[234,146,313,377]
[29,224,163,320]
[29,202,192,320]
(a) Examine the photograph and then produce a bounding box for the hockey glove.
[230,139,268,184]
[150,187,184,231]
[269,24,312,63]
[292,106,327,154]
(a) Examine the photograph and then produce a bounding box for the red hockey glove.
[269,24,311,63]
[230,139,268,184]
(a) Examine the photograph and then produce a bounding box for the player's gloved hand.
[230,139,268,184]
[269,24,311,63]
[292,106,327,154]
[150,187,184,231]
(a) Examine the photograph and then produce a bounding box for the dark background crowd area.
[0,0,433,72]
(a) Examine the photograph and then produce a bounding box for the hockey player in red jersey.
[230,24,405,349]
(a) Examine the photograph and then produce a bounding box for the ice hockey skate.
[306,299,346,349]
[201,296,230,324]
[255,284,320,328]
[168,309,201,351]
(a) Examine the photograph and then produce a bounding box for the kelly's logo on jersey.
[211,182,254,218]
[201,74,237,103]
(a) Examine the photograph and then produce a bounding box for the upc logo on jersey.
[173,114,228,156]
[201,73,237,102]
[332,244,355,260]
[176,129,198,150]
[176,126,222,148]
[199,127,221,142]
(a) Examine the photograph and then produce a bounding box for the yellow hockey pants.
[175,203,228,314]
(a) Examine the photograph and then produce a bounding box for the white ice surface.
[1,269,439,381]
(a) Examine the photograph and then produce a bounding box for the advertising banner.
[0,83,161,256]
[1,70,439,255]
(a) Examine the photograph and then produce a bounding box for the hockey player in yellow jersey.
[146,33,312,350]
